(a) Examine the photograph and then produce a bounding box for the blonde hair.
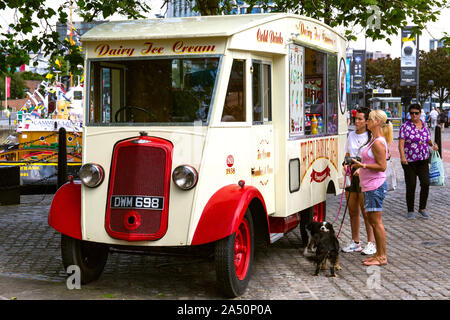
[369,110,393,143]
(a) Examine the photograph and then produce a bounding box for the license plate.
[111,195,164,210]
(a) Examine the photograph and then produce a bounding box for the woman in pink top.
[352,110,393,266]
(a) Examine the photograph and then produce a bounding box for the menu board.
[289,44,304,136]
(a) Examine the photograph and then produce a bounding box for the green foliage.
[20,71,45,81]
[194,0,448,43]
[0,72,27,100]
[441,34,450,53]
[0,0,448,81]
[0,0,152,75]
[366,48,450,106]
[366,57,402,96]
[419,47,450,106]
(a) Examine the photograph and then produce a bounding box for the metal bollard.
[435,125,442,158]
[0,166,20,205]
[57,127,68,189]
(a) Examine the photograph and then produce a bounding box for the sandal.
[363,256,387,266]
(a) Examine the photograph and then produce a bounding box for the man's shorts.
[363,181,387,212]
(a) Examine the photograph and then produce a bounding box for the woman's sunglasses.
[409,111,420,115]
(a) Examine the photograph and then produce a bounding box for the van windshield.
[87,57,220,125]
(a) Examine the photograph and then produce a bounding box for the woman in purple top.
[398,104,438,219]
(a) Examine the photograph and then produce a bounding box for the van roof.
[81,13,343,42]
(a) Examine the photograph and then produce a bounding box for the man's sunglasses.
[409,111,420,115]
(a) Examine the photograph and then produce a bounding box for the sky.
[0,0,448,58]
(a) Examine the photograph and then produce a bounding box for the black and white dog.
[303,221,323,256]
[304,221,341,277]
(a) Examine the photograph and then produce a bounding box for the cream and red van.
[49,13,348,297]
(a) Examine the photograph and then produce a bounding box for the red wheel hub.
[234,218,251,280]
[312,201,325,222]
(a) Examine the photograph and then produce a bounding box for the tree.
[21,71,45,81]
[194,0,449,43]
[0,0,152,76]
[1,0,449,78]
[366,57,401,96]
[0,72,27,100]
[365,48,450,107]
[420,47,450,107]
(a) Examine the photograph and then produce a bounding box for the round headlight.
[79,163,104,188]
[172,165,198,190]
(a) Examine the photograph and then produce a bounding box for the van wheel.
[300,207,313,246]
[215,209,254,297]
[61,234,109,284]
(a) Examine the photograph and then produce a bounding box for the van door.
[250,60,275,214]
[89,61,125,123]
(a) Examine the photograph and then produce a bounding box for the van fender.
[191,183,268,245]
[48,180,82,240]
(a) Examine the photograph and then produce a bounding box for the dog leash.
[332,166,352,224]
[336,192,350,238]
[333,166,352,238]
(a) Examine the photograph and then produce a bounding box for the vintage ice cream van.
[48,13,348,297]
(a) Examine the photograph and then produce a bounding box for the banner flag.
[400,27,418,86]
[6,77,11,98]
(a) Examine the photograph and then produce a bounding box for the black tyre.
[300,207,313,246]
[215,209,254,297]
[61,234,109,284]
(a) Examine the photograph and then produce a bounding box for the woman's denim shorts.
[363,181,388,212]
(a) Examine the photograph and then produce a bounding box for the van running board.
[270,233,284,243]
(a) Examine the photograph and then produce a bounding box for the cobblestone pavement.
[0,131,449,301]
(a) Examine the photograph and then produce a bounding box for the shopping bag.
[339,174,352,189]
[385,159,397,191]
[429,150,445,186]
[339,166,352,189]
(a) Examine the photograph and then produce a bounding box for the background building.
[366,50,390,60]
[166,0,199,17]
[56,21,107,46]
[429,38,445,50]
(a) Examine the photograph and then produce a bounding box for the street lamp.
[428,79,434,112]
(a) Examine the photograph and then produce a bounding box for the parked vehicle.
[0,81,83,186]
[48,13,348,297]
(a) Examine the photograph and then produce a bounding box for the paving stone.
[0,131,449,300]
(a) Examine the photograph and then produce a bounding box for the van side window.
[263,64,272,122]
[252,61,272,124]
[327,54,338,134]
[303,48,339,136]
[222,59,246,122]
[304,48,326,135]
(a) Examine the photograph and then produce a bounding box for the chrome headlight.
[172,165,198,190]
[79,163,104,188]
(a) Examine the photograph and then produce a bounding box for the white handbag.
[385,159,397,191]
[339,166,352,189]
